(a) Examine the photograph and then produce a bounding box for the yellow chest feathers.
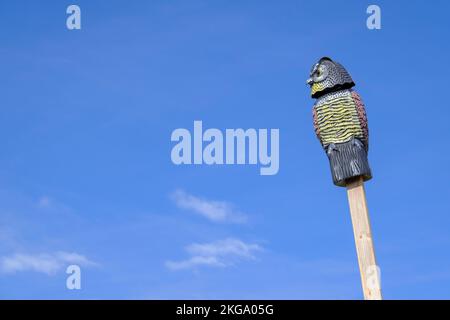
[314,92,364,145]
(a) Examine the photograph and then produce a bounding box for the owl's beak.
[306,78,313,86]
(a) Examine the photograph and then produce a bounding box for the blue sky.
[1,0,450,299]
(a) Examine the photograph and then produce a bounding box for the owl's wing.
[351,91,369,151]
[312,106,324,148]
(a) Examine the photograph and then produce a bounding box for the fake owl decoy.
[307,57,372,187]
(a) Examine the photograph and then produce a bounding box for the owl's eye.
[313,66,328,82]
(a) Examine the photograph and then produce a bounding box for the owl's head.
[307,57,355,99]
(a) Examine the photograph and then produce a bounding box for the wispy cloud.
[170,190,248,223]
[165,238,262,271]
[0,252,97,275]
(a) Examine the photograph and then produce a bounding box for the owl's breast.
[314,90,364,145]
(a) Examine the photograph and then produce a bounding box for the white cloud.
[0,252,97,275]
[165,256,226,270]
[187,238,261,258]
[165,238,262,271]
[170,190,247,223]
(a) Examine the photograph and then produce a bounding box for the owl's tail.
[326,138,372,187]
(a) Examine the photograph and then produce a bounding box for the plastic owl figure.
[307,57,372,186]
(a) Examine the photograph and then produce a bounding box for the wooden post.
[346,176,382,300]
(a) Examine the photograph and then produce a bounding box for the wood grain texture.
[346,176,382,300]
